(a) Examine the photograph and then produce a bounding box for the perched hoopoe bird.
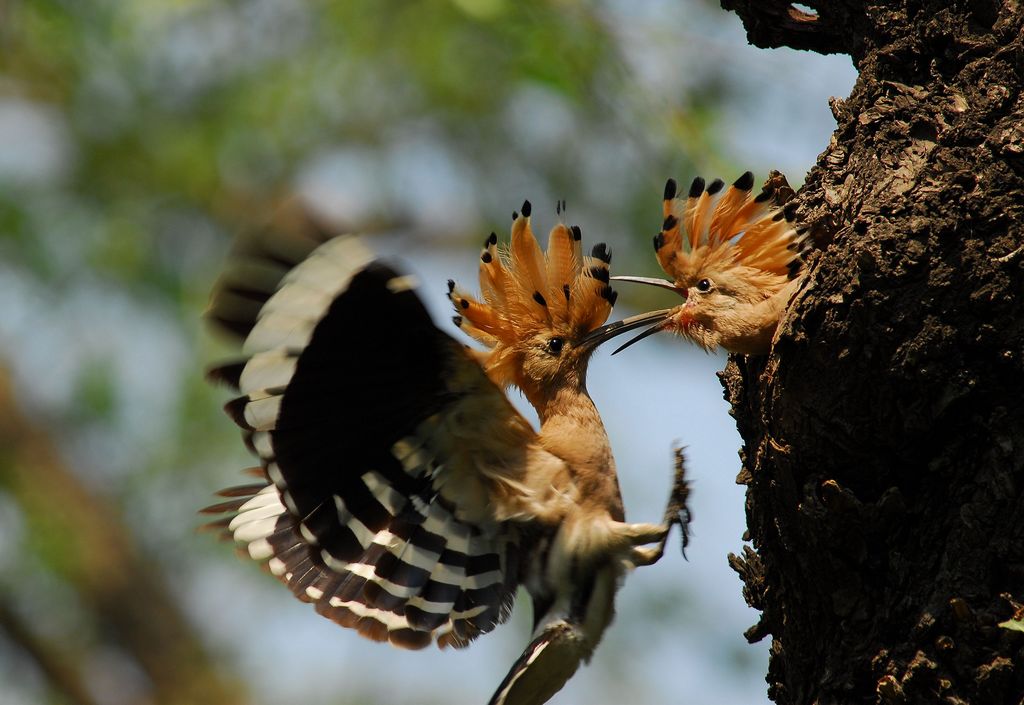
[613,171,808,355]
[202,202,688,705]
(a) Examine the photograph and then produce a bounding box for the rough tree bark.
[717,1,1024,703]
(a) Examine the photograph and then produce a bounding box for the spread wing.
[203,229,563,650]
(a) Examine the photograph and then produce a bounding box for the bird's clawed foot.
[618,448,694,568]
[663,446,693,559]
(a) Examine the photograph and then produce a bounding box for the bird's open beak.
[602,276,687,355]
[610,275,687,298]
[581,308,674,350]
[609,315,671,355]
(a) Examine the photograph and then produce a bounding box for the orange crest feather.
[450,202,617,385]
[654,171,808,288]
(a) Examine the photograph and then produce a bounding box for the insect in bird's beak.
[611,275,687,298]
[581,308,674,350]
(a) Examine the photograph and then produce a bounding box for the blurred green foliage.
[0,0,737,288]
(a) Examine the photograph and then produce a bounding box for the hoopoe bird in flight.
[613,171,808,356]
[201,201,689,705]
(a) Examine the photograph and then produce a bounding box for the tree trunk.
[717,1,1024,703]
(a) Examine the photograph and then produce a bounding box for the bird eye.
[545,337,565,356]
[696,278,713,292]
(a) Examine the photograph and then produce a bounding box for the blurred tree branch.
[0,600,100,705]
[0,368,244,705]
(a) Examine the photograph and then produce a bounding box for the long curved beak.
[581,308,674,350]
[610,316,670,356]
[611,275,686,298]
[603,276,685,355]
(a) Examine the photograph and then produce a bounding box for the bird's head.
[613,171,807,354]
[449,200,668,403]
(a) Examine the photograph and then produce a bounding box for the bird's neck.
[529,380,595,425]
[531,382,614,477]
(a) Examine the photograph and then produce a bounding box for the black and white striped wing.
[204,233,548,651]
